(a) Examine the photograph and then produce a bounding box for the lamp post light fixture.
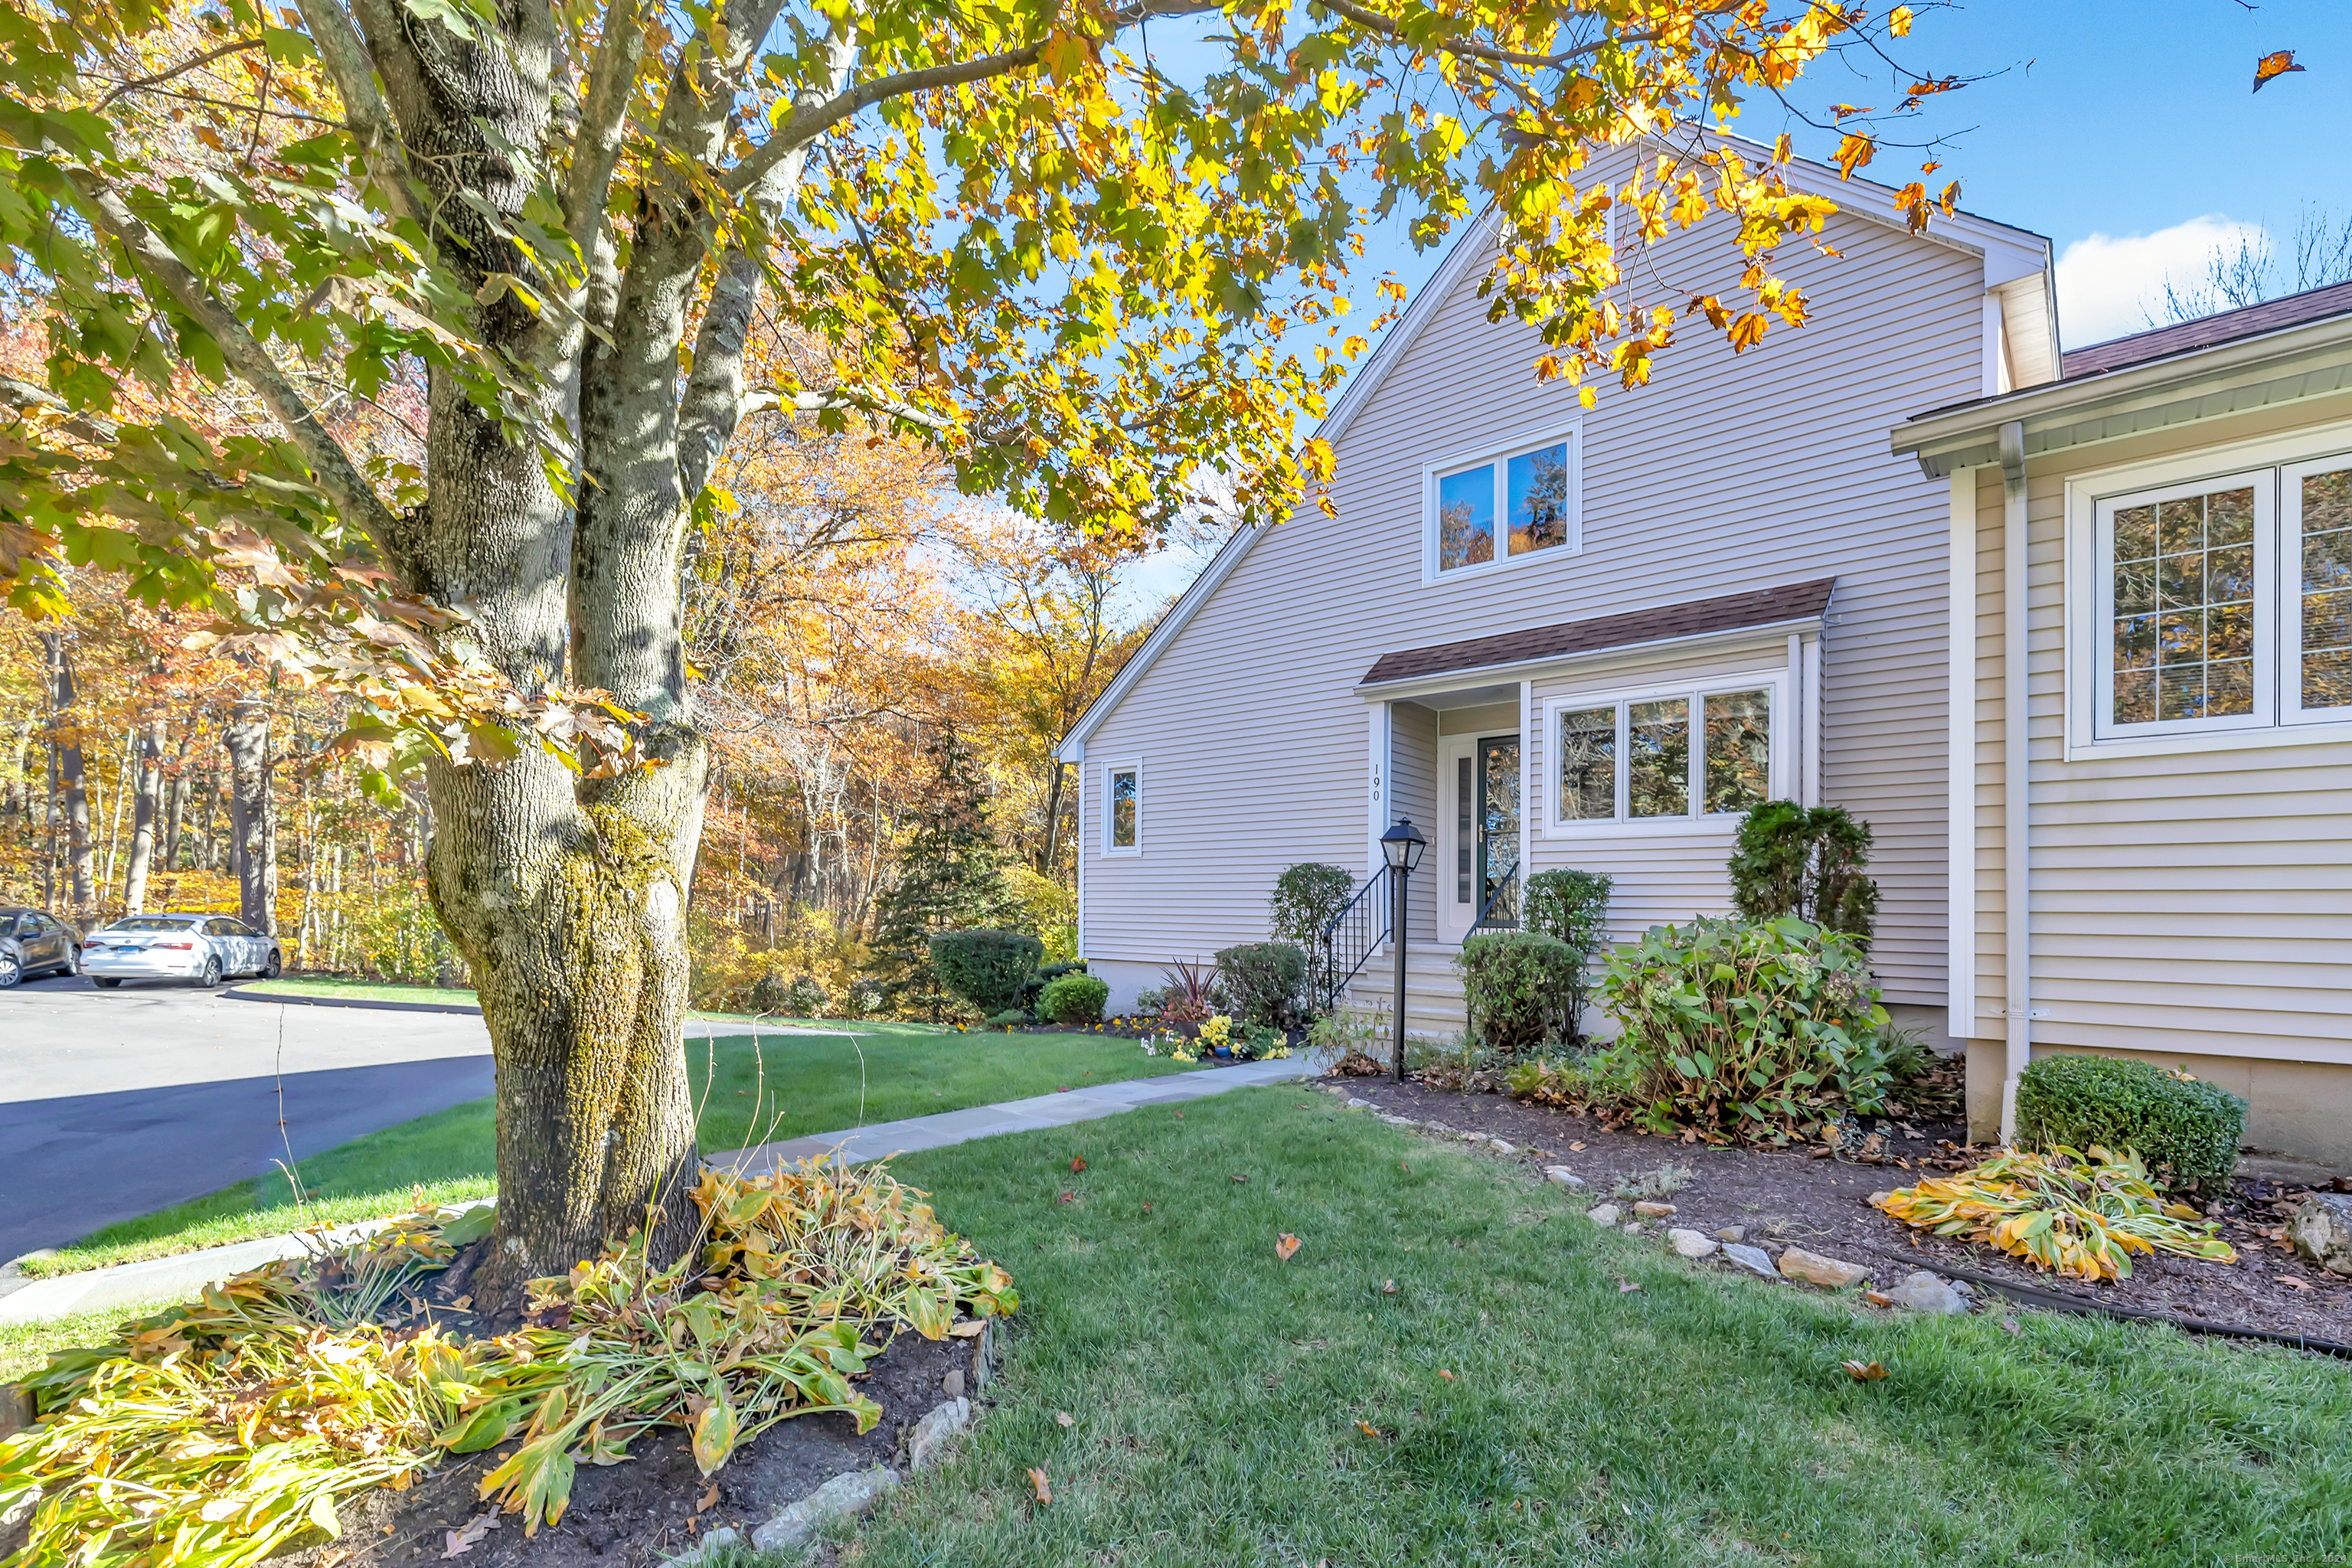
[1379,817,1427,1083]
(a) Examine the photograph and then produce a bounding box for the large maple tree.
[0,0,1948,1301]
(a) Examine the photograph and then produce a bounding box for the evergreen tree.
[867,732,1014,1019]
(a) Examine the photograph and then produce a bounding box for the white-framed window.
[1542,674,1782,831]
[1423,424,1582,581]
[1102,761,1142,854]
[2087,452,2352,743]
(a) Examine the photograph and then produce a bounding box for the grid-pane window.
[1556,705,1615,820]
[2111,486,2256,725]
[2301,466,2352,710]
[1702,689,1772,815]
[1108,768,1138,849]
[1627,698,1690,818]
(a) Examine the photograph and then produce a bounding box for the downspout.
[1999,420,2032,1142]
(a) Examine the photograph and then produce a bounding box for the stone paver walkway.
[704,1054,1323,1174]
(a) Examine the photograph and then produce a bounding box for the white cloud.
[2054,215,2268,348]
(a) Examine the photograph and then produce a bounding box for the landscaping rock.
[1723,1243,1780,1279]
[1423,1122,1455,1135]
[1377,1114,1416,1128]
[1344,1098,1372,1110]
[1488,1138,1518,1156]
[1714,1227,1746,1243]
[750,1466,900,1553]
[1885,1271,1971,1315]
[0,1383,32,1443]
[666,1526,742,1566]
[942,1367,964,1399]
[1585,1203,1622,1227]
[908,1397,972,1470]
[1668,1229,1718,1259]
[1622,1222,1645,1236]
[2290,1194,2352,1276]
[1632,1200,1677,1218]
[1777,1246,1869,1289]
[1543,1167,1589,1191]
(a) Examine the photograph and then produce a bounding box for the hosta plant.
[1599,916,1893,1143]
[1872,1146,2236,1282]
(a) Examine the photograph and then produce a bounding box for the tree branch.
[1314,0,1674,72]
[564,0,646,259]
[726,41,1050,195]
[96,35,266,110]
[60,167,399,544]
[288,0,425,234]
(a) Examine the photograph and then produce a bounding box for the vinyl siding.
[1968,389,2352,1071]
[1079,198,1988,1011]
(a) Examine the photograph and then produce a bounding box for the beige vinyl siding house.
[1062,147,2056,1047]
[1894,283,2352,1170]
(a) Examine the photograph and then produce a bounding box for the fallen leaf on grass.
[2277,1275,2313,1291]
[1027,1467,1052,1505]
[1276,1233,1302,1261]
[1142,1202,1153,1213]
[1357,1421,1383,1438]
[1437,1368,1455,1381]
[1615,1276,1642,1294]
[1230,1174,1249,1184]
[2001,1318,2021,1336]
[1863,1290,1895,1308]
[1381,1279,1399,1295]
[1070,1157,1086,1171]
[1057,1190,1076,1204]
[1173,1110,1184,1119]
[1054,1411,1076,1428]
[1841,1360,1890,1381]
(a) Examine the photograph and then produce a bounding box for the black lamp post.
[1380,817,1427,1083]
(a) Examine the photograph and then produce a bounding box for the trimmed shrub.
[786,975,828,1017]
[1599,916,1892,1143]
[2015,1053,2247,1193]
[1214,941,1312,1031]
[1519,868,1612,1043]
[841,977,885,1019]
[1727,800,1880,941]
[1021,959,1089,1019]
[1269,863,1357,942]
[928,929,1043,1016]
[1038,972,1110,1025]
[747,965,794,1015]
[1456,930,1582,1060]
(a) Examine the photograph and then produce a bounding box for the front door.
[1439,733,1521,942]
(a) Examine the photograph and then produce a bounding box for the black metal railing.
[1315,872,1390,1011]
[1468,861,1521,936]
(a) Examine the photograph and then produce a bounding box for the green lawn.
[244,975,804,1024]
[821,1089,2352,1568]
[0,1298,189,1384]
[24,1024,1199,1279]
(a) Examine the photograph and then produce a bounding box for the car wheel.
[57,945,79,978]
[198,956,222,989]
[263,949,283,980]
[93,976,122,988]
[0,955,18,988]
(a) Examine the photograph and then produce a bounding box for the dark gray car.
[0,906,82,988]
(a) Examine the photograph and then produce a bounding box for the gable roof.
[2060,279,2352,379]
[1358,579,1837,688]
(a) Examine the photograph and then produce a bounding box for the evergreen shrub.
[1213,942,1312,1030]
[1727,801,1880,940]
[1269,863,1357,942]
[1456,930,1581,1060]
[1021,959,1089,1018]
[2015,1053,2247,1193]
[1038,973,1110,1025]
[1518,868,1612,1044]
[785,975,828,1017]
[929,929,1043,1016]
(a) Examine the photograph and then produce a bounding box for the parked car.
[80,913,283,989]
[0,907,82,988]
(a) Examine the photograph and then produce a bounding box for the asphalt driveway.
[0,973,496,1261]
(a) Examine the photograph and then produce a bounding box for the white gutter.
[1998,420,2033,1142]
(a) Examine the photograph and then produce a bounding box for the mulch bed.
[279,1331,983,1568]
[1334,1073,2352,1347]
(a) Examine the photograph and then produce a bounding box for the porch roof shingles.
[1358,578,1837,688]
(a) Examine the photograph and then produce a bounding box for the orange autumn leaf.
[1842,1360,1891,1381]
[1070,1157,1086,1172]
[1357,1420,1383,1438]
[1276,1233,1301,1261]
[2254,50,2305,92]
[1027,1467,1052,1505]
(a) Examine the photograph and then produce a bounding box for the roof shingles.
[2060,279,2352,380]
[1359,579,1836,688]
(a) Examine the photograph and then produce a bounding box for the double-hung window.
[1426,427,1581,580]
[2092,454,2352,740]
[1547,678,1779,830]
[1102,762,1142,854]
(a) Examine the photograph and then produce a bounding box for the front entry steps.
[1344,942,1471,1041]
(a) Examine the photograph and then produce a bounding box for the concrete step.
[1344,944,1471,1040]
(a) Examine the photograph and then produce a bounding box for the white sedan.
[80,913,284,989]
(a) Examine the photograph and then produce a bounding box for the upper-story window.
[2092,455,2352,740]
[1424,426,1582,580]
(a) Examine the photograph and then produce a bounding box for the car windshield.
[101,917,199,933]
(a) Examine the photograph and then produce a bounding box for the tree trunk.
[123,715,165,913]
[225,699,273,931]
[43,634,94,913]
[162,717,195,872]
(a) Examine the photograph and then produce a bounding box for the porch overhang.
[1352,579,1836,700]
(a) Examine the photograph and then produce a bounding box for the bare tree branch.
[59,166,399,544]
[96,34,265,110]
